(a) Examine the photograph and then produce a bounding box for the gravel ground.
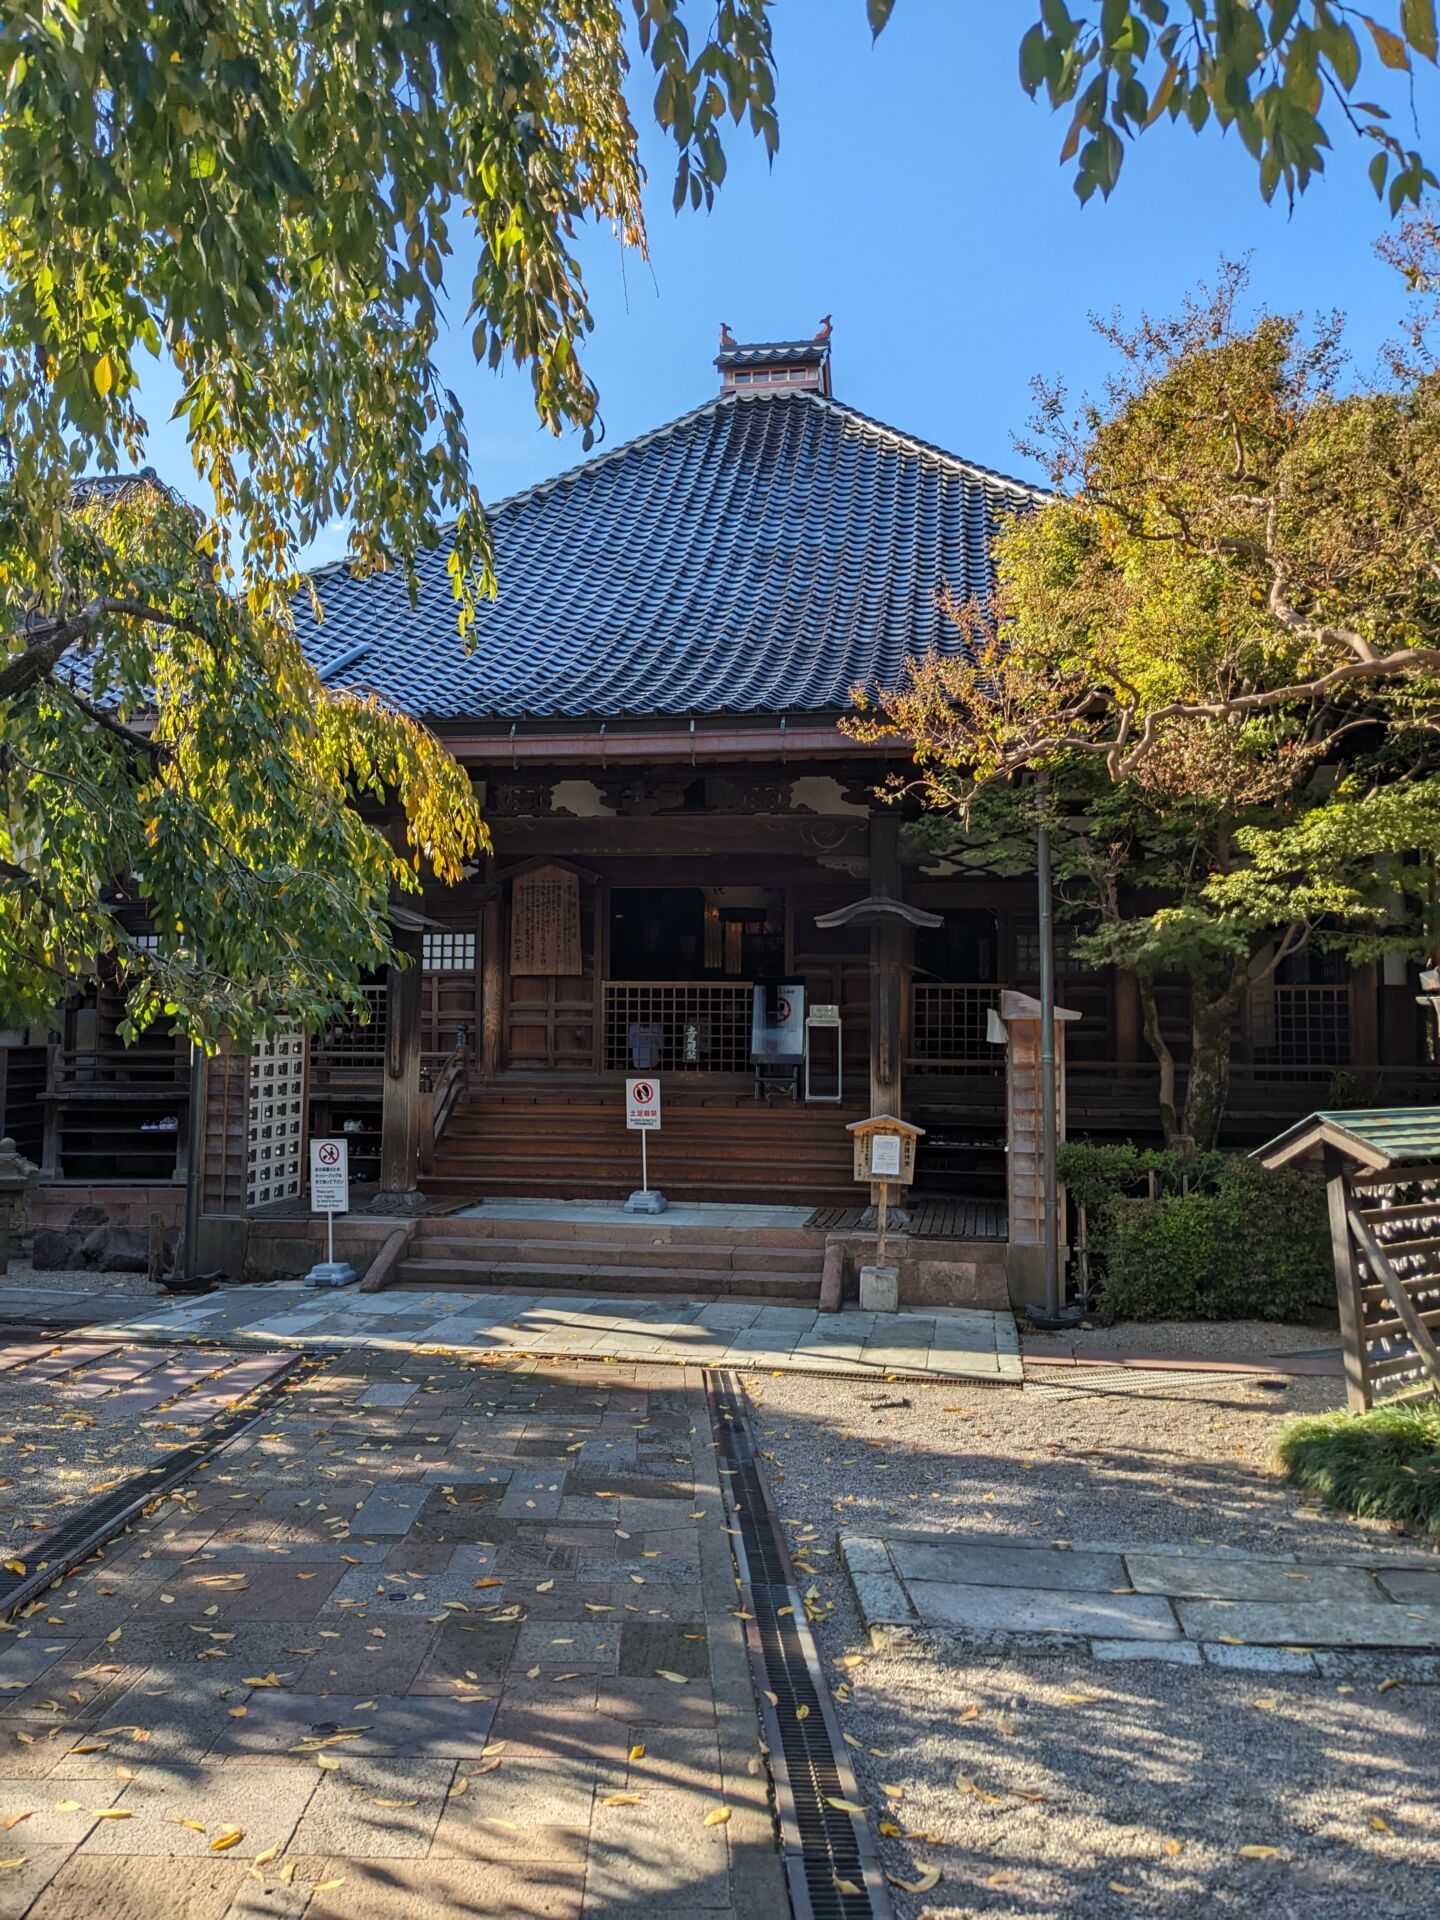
[744,1363,1440,1919]
[1024,1318,1341,1361]
[1,1256,158,1300]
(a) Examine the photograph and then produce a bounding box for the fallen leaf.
[1377,1677,1400,1694]
[2,1559,24,1576]
[535,1580,554,1594]
[825,1797,867,1815]
[795,1704,810,1722]
[0,1814,29,1831]
[1163,1839,1183,1857]
[1238,1844,1281,1861]
[879,1820,901,1838]
[986,1869,1022,1888]
[832,1876,862,1896]
[311,1878,345,1892]
[702,1806,732,1827]
[1369,1814,1394,1834]
[1109,1881,1140,1896]
[655,1671,688,1685]
[603,1793,643,1806]
[448,1776,468,1798]
[316,1754,340,1771]
[628,1744,646,1763]
[889,1863,941,1894]
[253,1843,279,1865]
[0,1859,25,1871]
[91,1809,132,1820]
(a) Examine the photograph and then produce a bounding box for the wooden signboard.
[509,864,582,977]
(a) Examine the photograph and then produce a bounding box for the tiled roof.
[295,388,1044,723]
[715,338,828,369]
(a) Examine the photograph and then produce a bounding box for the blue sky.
[136,1,1439,566]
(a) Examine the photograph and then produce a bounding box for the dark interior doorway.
[609,887,785,980]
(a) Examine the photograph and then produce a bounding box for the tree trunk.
[1135,971,1182,1149]
[1182,963,1248,1152]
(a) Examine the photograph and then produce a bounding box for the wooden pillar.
[481,862,504,1079]
[1349,960,1378,1069]
[1324,1146,1371,1412]
[1001,989,1077,1308]
[379,923,425,1203]
[868,813,904,1121]
[1114,968,1141,1065]
[40,1045,61,1178]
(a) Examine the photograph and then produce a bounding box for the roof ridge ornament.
[715,325,833,396]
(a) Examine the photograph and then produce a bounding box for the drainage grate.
[0,1345,313,1619]
[707,1370,890,1920]
[1026,1364,1273,1396]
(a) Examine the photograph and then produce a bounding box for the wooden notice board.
[509,864,582,977]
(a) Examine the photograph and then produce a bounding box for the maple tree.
[857,256,1440,1147]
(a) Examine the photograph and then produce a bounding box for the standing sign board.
[309,1137,350,1214]
[305,1137,356,1287]
[623,1079,666,1213]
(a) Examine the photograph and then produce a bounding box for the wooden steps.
[425,1090,866,1208]
[392,1212,827,1301]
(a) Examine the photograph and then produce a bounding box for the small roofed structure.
[1258,1109,1440,1410]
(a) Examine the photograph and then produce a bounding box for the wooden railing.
[603,981,753,1073]
[908,983,1005,1074]
[50,1044,188,1091]
[419,1043,469,1174]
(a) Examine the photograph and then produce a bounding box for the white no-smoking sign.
[309,1137,350,1213]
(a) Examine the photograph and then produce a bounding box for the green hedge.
[1276,1402,1440,1536]
[1059,1142,1332,1322]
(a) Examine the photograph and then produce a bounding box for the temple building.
[7,329,1431,1300]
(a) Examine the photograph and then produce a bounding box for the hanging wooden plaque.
[509,864,582,977]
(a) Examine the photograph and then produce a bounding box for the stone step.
[410,1235,823,1276]
[414,1215,817,1249]
[392,1257,820,1300]
[420,1171,858,1206]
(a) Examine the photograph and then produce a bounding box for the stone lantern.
[0,1137,39,1278]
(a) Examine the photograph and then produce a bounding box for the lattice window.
[1013,928,1095,977]
[247,1026,306,1207]
[1252,983,1351,1069]
[603,983,753,1073]
[423,930,475,972]
[910,984,1004,1073]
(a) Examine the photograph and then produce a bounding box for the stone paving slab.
[0,1353,786,1919]
[842,1530,1440,1671]
[85,1283,1023,1384]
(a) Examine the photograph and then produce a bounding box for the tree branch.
[0,599,211,705]
[58,683,166,765]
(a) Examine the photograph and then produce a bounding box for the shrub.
[1060,1142,1332,1322]
[1276,1401,1440,1537]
